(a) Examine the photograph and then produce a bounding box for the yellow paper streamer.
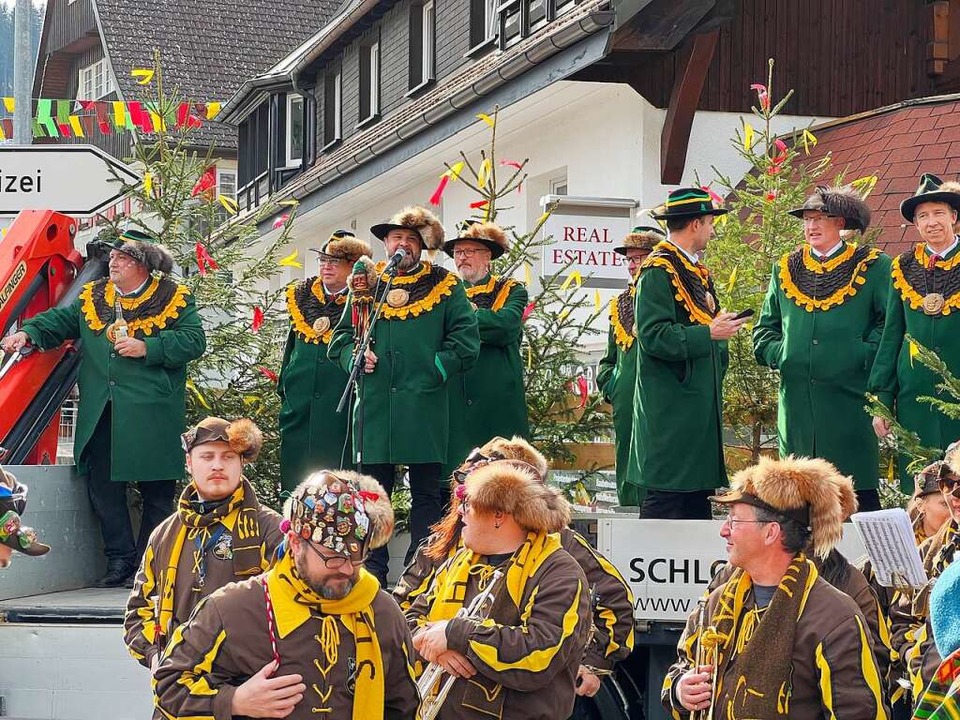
[68,115,84,137]
[726,267,738,294]
[527,345,532,370]
[206,102,222,120]
[143,172,153,196]
[279,250,303,268]
[445,161,465,181]
[476,113,495,127]
[477,159,492,188]
[743,122,754,152]
[278,198,300,207]
[3,97,14,113]
[524,263,532,285]
[131,69,155,85]
[218,195,239,215]
[186,379,211,409]
[559,308,570,320]
[851,175,879,196]
[801,128,818,155]
[560,271,582,291]
[887,455,895,482]
[594,289,601,312]
[909,339,919,368]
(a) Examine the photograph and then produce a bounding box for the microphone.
[383,249,407,274]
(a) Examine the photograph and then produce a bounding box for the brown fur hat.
[476,436,549,481]
[464,460,569,533]
[181,416,262,462]
[613,225,666,256]
[712,455,850,558]
[442,221,509,260]
[946,440,960,478]
[314,230,372,263]
[370,205,445,250]
[788,185,871,232]
[285,470,394,553]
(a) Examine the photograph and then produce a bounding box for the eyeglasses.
[722,514,772,527]
[938,473,960,497]
[302,540,366,569]
[453,248,487,259]
[318,257,348,266]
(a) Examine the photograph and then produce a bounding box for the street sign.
[0,145,140,216]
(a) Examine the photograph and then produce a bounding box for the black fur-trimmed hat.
[97,228,175,274]
[788,185,872,232]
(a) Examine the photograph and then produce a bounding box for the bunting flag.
[476,112,495,127]
[560,270,582,291]
[278,249,302,268]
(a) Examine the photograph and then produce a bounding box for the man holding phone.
[631,188,749,519]
[754,186,889,511]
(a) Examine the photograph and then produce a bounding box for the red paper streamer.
[195,242,219,276]
[500,160,523,170]
[750,83,770,111]
[272,214,290,230]
[192,166,216,197]
[469,200,489,209]
[258,367,279,383]
[429,175,450,206]
[521,301,536,322]
[576,375,589,409]
[252,306,264,332]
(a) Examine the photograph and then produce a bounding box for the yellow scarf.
[427,531,563,622]
[266,553,385,720]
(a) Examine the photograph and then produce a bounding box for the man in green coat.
[2,230,206,586]
[278,231,371,491]
[328,206,479,585]
[597,225,664,506]
[870,174,960,492]
[754,186,889,511]
[630,188,749,519]
[441,220,529,478]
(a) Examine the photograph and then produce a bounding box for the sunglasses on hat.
[937,467,960,497]
[451,448,506,485]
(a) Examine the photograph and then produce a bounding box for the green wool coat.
[22,277,206,482]
[753,244,890,491]
[597,286,643,505]
[869,242,960,492]
[443,274,530,478]
[629,262,729,492]
[277,280,353,491]
[328,262,480,465]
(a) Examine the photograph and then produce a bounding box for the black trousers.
[639,489,713,520]
[363,462,444,586]
[855,488,882,513]
[83,407,175,567]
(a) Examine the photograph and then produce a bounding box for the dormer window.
[409,1,436,92]
[359,39,380,124]
[78,59,114,99]
[286,94,304,167]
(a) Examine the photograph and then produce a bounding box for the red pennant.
[194,242,219,276]
[521,301,536,322]
[272,214,289,230]
[469,200,489,209]
[576,375,589,409]
[252,306,264,332]
[258,366,278,383]
[192,166,216,197]
[499,160,523,170]
[750,83,770,111]
[429,175,450,206]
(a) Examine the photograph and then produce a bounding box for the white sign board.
[0,145,140,216]
[598,518,867,624]
[540,195,637,286]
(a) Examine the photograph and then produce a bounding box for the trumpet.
[692,598,712,720]
[417,568,505,720]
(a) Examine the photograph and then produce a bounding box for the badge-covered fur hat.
[613,225,666,256]
[181,417,263,462]
[370,206,445,250]
[311,230,372,263]
[0,467,50,557]
[463,459,569,534]
[787,185,872,232]
[97,228,174,274]
[442,220,509,260]
[711,455,851,558]
[284,470,394,558]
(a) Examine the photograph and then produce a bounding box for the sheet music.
[851,509,927,588]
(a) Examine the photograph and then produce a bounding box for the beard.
[294,547,358,600]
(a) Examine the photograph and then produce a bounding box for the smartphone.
[732,308,755,321]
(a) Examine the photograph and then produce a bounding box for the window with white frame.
[550,175,568,196]
[217,168,237,199]
[470,0,498,48]
[78,59,114,100]
[285,94,304,167]
[323,69,342,147]
[359,40,380,122]
[409,1,436,90]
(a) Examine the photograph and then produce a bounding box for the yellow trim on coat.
[286,278,340,344]
[779,245,881,313]
[80,279,190,336]
[892,245,960,316]
[610,286,635,352]
[374,261,458,320]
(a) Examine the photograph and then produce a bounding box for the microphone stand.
[336,264,401,473]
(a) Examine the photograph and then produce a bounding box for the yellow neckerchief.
[426,531,563,621]
[266,552,384,720]
[156,481,248,636]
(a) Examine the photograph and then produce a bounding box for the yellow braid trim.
[80,279,189,336]
[378,261,431,285]
[643,256,713,326]
[466,276,497,297]
[800,243,856,273]
[376,262,458,320]
[286,278,336,344]
[779,246,881,313]
[466,275,517,312]
[913,242,960,270]
[892,249,960,316]
[492,278,517,311]
[610,288,635,351]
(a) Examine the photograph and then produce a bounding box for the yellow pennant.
[726,267,738,294]
[143,172,153,196]
[851,175,879,196]
[131,69,155,85]
[801,128,818,155]
[743,122,755,152]
[113,101,126,126]
[218,194,239,215]
[560,271,582,292]
[445,161,465,181]
[559,308,570,320]
[524,263,532,285]
[3,97,14,112]
[909,339,919,367]
[148,110,165,132]
[206,102,222,120]
[279,249,303,268]
[476,113,495,128]
[186,379,211,409]
[594,289,601,312]
[68,115,84,137]
[477,159,492,188]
